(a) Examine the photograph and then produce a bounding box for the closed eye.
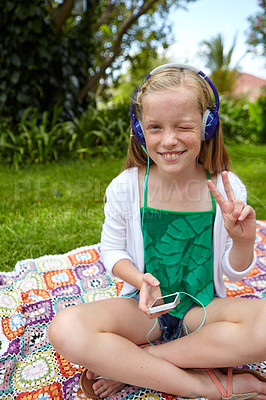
[179,123,197,131]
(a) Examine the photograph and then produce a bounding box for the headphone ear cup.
[202,109,219,141]
[132,118,146,146]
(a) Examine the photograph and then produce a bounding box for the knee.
[48,306,79,355]
[249,301,266,356]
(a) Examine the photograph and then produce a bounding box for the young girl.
[49,64,266,400]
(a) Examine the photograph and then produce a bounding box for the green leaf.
[17,92,31,104]
[99,24,112,35]
[10,71,20,84]
[0,93,7,104]
[10,54,21,67]
[6,1,15,12]
[14,5,27,21]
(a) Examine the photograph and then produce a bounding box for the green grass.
[0,157,123,272]
[227,143,266,219]
[0,143,265,272]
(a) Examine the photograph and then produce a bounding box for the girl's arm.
[113,259,145,290]
[100,174,136,278]
[228,235,255,272]
[113,259,162,316]
[208,171,256,273]
[101,171,162,314]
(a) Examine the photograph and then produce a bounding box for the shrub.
[0,106,76,168]
[0,102,130,168]
[219,94,266,144]
[247,95,266,144]
[73,102,130,157]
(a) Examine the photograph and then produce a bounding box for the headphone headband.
[130,63,220,146]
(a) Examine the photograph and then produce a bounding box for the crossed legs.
[147,297,266,369]
[48,296,266,399]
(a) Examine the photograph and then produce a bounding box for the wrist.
[113,259,144,290]
[231,238,255,252]
[229,242,255,271]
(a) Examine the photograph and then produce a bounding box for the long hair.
[124,66,230,173]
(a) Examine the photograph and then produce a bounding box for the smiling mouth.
[160,151,185,160]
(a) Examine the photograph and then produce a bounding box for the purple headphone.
[130,63,220,146]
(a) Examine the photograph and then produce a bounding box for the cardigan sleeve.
[100,172,134,277]
[219,172,257,281]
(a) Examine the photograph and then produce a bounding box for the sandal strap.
[227,368,233,397]
[207,368,233,398]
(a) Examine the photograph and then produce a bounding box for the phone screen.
[150,294,177,308]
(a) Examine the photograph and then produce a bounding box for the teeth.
[164,153,180,159]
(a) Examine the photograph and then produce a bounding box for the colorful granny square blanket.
[0,221,266,400]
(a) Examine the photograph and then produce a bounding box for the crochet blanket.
[0,221,265,400]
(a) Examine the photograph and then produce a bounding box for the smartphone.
[148,293,180,314]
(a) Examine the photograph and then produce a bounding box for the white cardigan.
[100,168,256,297]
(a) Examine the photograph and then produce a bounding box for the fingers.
[207,179,225,208]
[143,273,160,287]
[221,171,235,202]
[238,204,256,222]
[225,199,255,222]
[139,274,161,316]
[232,200,245,220]
[207,171,236,209]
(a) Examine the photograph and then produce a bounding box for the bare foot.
[86,370,125,398]
[82,345,152,398]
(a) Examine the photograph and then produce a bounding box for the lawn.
[0,143,265,272]
[0,157,123,272]
[227,143,266,218]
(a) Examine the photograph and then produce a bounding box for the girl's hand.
[139,273,163,318]
[207,171,256,244]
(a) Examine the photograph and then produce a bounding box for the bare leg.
[49,297,266,399]
[145,297,266,369]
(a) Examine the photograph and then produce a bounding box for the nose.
[162,129,178,147]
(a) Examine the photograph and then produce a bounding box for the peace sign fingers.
[207,171,256,242]
[207,171,235,212]
[221,171,235,202]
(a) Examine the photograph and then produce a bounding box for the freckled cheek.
[145,136,159,153]
[185,136,201,154]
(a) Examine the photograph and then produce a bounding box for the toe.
[86,370,97,380]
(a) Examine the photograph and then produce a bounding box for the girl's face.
[142,87,202,176]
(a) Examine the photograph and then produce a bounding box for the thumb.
[143,273,160,287]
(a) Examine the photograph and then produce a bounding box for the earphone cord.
[146,292,207,345]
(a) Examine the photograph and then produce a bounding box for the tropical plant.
[199,33,240,94]
[73,103,130,156]
[0,102,131,168]
[0,106,76,168]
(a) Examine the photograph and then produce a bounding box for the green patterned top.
[141,171,216,319]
